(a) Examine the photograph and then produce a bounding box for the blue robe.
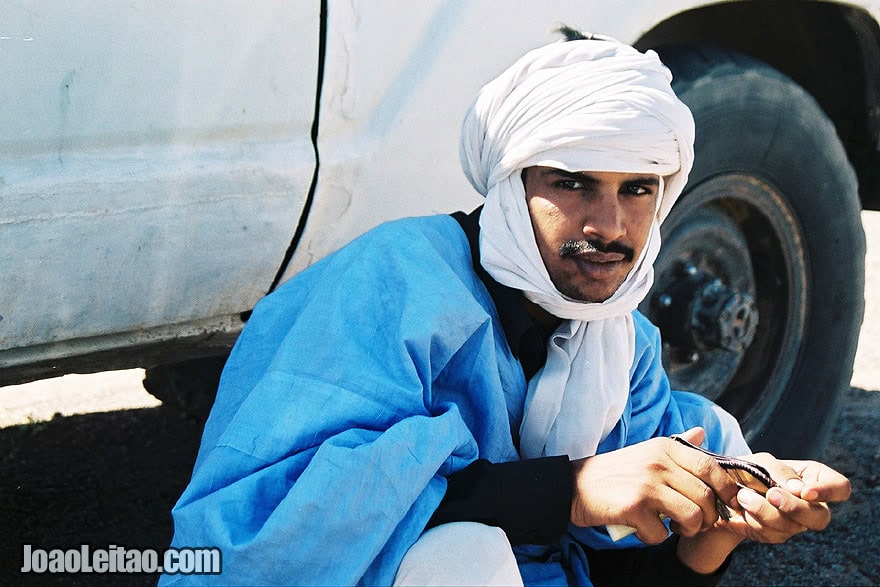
[162,214,743,586]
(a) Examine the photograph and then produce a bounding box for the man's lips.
[568,255,625,280]
[575,251,626,263]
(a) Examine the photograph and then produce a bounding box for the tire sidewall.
[667,52,865,457]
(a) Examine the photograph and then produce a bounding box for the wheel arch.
[633,0,880,211]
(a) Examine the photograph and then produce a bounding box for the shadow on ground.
[2,388,878,585]
[2,406,203,586]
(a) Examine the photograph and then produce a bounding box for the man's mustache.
[558,239,634,261]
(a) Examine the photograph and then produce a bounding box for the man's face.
[523,166,659,303]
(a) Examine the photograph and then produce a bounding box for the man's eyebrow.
[542,169,599,183]
[542,168,660,186]
[621,175,660,187]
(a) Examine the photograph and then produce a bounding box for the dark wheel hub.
[641,174,807,431]
[652,263,758,356]
[700,283,758,353]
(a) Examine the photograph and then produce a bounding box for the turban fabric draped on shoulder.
[459,37,695,460]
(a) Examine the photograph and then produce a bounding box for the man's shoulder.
[271,214,473,299]
[631,309,662,352]
[302,213,474,288]
[354,213,474,269]
[631,309,658,337]
[367,213,462,242]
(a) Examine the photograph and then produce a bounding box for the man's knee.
[394,522,523,586]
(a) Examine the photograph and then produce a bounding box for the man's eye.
[557,180,585,190]
[624,184,652,196]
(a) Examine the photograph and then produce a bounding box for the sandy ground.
[852,211,880,391]
[0,369,157,428]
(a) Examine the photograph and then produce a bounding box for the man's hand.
[569,427,740,544]
[715,454,851,543]
[570,426,851,574]
[676,451,851,574]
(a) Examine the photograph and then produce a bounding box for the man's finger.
[668,435,740,508]
[748,455,851,502]
[782,460,852,502]
[764,487,832,531]
[653,484,711,537]
[676,426,706,447]
[735,488,809,543]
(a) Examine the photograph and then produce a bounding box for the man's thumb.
[677,426,706,446]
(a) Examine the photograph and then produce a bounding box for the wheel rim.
[640,173,808,439]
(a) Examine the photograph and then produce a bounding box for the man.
[162,33,850,586]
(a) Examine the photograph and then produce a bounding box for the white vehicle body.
[1,1,874,455]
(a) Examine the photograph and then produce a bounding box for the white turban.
[459,37,695,459]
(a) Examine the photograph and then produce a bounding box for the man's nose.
[582,191,626,242]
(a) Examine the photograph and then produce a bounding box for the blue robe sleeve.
[162,216,522,585]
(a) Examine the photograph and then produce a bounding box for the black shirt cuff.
[585,534,734,587]
[427,456,573,545]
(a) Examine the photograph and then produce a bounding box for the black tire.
[639,48,865,458]
[143,355,228,421]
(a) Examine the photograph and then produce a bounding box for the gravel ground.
[720,387,880,586]
[1,386,876,586]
